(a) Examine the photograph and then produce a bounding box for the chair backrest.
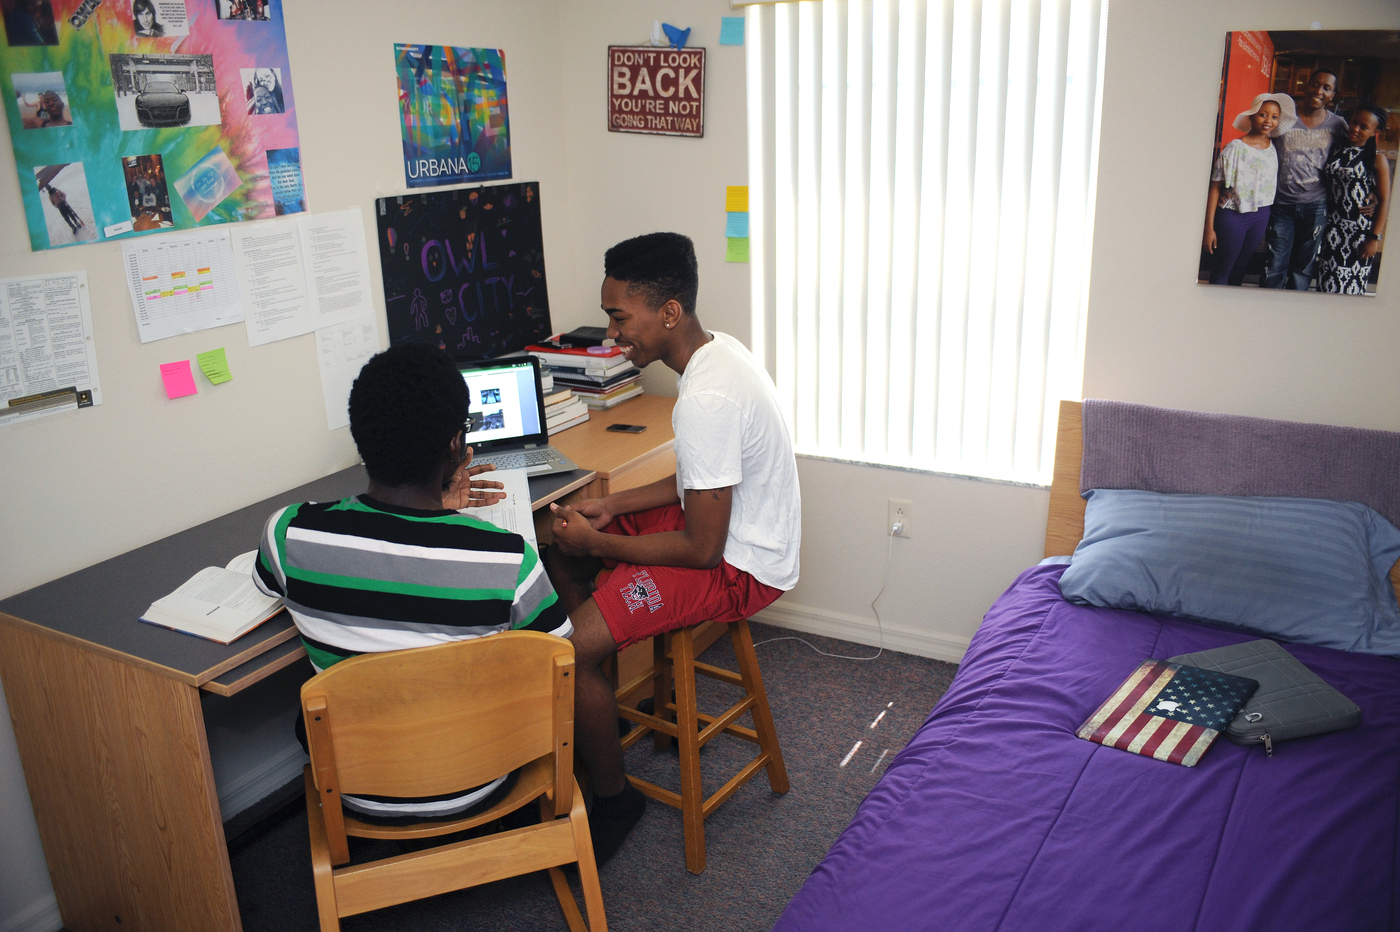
[301,631,575,812]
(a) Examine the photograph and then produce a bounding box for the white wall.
[1084,1,1400,429]
[5,0,1400,929]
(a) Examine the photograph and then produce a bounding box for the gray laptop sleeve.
[1168,639,1361,756]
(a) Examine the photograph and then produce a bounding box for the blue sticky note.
[720,16,745,46]
[725,211,749,238]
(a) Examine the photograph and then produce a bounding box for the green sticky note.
[197,347,232,384]
[725,236,750,263]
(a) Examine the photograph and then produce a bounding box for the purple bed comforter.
[774,565,1400,932]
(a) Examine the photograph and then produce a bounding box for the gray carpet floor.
[229,622,959,931]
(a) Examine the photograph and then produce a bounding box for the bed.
[772,400,1400,932]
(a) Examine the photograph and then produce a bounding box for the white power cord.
[752,524,894,662]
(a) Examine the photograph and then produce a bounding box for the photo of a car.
[134,80,190,126]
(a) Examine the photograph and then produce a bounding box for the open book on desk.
[461,468,538,549]
[139,550,284,644]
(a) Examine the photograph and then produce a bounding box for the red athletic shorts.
[591,505,784,651]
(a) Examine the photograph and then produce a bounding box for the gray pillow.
[1059,490,1400,656]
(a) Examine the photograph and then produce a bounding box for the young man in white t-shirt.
[545,232,801,864]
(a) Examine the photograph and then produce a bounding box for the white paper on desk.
[0,271,103,424]
[316,314,380,431]
[299,208,373,328]
[232,217,312,347]
[462,468,537,549]
[122,228,243,343]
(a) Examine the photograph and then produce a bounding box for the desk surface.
[0,465,595,691]
[551,393,676,481]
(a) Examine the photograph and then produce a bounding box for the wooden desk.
[550,393,677,499]
[0,395,670,932]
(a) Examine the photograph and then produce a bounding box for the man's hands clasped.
[550,499,613,555]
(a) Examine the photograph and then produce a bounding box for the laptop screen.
[457,357,546,451]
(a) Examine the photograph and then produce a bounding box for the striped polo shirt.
[253,494,572,819]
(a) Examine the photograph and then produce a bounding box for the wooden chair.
[615,619,789,873]
[301,631,606,932]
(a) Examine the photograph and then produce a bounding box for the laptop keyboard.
[475,448,564,471]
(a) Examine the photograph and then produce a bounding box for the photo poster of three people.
[1,0,301,250]
[1201,30,1400,296]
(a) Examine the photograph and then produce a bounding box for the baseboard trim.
[751,601,970,664]
[217,742,308,822]
[0,894,60,932]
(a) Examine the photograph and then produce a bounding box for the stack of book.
[527,343,644,410]
[544,387,589,434]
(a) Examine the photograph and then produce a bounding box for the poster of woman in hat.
[1198,30,1400,294]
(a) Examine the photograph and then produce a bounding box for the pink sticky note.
[160,360,198,399]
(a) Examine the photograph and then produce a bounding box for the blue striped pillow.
[1059,490,1400,656]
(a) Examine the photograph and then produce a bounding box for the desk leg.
[0,624,241,932]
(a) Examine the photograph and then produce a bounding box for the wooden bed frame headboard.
[1043,400,1400,605]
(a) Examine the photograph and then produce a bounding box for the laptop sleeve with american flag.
[1077,660,1259,767]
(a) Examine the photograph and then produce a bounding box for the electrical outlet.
[888,499,912,538]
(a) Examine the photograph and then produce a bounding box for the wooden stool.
[614,619,789,873]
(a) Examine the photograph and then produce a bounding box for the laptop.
[457,356,579,476]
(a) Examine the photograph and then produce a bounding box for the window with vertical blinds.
[744,0,1106,485]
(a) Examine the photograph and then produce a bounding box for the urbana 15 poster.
[2,0,303,250]
[395,44,511,189]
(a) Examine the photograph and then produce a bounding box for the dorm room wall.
[0,2,591,928]
[5,0,1399,928]
[751,0,1400,661]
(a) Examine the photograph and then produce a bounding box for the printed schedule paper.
[122,229,244,343]
[0,271,103,424]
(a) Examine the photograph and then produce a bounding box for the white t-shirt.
[672,331,801,590]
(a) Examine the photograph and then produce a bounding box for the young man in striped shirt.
[253,344,575,827]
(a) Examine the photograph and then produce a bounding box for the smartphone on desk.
[606,423,647,433]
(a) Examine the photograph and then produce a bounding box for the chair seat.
[614,618,788,873]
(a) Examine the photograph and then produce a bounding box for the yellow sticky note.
[197,347,233,384]
[725,185,749,213]
[725,236,750,263]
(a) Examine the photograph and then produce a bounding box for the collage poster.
[1200,30,1400,295]
[395,44,511,189]
[375,181,551,360]
[2,0,303,250]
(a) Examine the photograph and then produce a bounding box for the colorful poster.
[375,182,551,359]
[2,0,303,250]
[395,44,511,188]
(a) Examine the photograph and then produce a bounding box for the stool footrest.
[692,660,744,689]
[627,749,774,820]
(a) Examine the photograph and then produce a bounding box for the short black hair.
[604,232,699,314]
[348,343,468,486]
[1312,67,1340,86]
